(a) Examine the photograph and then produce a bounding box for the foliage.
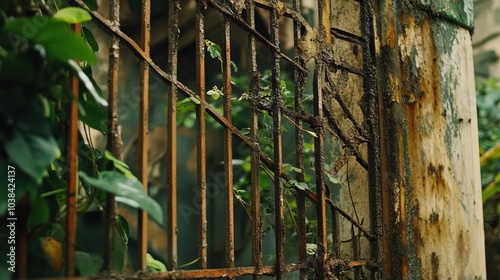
[0,2,162,278]
[476,78,500,230]
[196,39,325,256]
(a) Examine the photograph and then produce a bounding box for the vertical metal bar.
[315,1,330,278]
[332,209,341,258]
[65,23,80,278]
[246,2,262,279]
[270,1,285,278]
[195,0,208,270]
[360,0,383,277]
[352,225,361,279]
[167,0,180,271]
[313,63,327,280]
[292,0,307,278]
[223,0,235,269]
[105,0,121,271]
[137,0,151,270]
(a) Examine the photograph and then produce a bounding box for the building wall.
[473,0,500,77]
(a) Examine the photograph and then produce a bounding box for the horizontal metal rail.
[59,0,382,279]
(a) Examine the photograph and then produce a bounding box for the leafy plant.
[476,78,500,230]
[0,3,162,278]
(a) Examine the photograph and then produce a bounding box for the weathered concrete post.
[375,0,486,278]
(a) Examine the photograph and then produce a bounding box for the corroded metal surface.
[104,0,121,272]
[166,0,180,271]
[195,0,208,271]
[70,0,383,278]
[374,0,485,278]
[137,0,151,270]
[65,23,81,278]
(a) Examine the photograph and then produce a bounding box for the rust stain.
[431,252,439,280]
[400,15,446,278]
[388,23,396,49]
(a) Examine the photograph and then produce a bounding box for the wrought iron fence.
[51,0,381,278]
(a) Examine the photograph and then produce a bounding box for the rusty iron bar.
[42,261,369,280]
[64,23,81,278]
[322,104,370,169]
[104,0,121,271]
[167,0,180,271]
[333,61,365,77]
[331,27,366,45]
[291,0,307,278]
[325,70,370,141]
[71,1,381,277]
[137,0,151,270]
[246,2,263,279]
[154,266,275,279]
[205,0,308,74]
[222,0,235,269]
[332,207,341,259]
[151,263,307,279]
[326,197,373,240]
[269,1,285,278]
[315,0,331,278]
[360,0,383,276]
[195,0,208,270]
[75,0,318,180]
[313,61,328,279]
[352,225,361,279]
[253,91,370,171]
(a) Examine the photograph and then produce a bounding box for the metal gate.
[64,0,381,278]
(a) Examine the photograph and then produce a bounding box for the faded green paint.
[420,0,474,29]
[375,0,486,277]
[432,21,461,156]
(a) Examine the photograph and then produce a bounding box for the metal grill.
[63,0,381,278]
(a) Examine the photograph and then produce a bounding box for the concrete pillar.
[375,0,486,278]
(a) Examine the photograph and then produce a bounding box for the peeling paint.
[375,0,486,278]
[419,0,474,29]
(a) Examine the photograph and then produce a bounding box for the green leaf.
[241,128,250,135]
[4,98,60,181]
[82,26,99,52]
[27,197,50,228]
[53,7,92,23]
[189,96,201,104]
[68,60,107,106]
[207,86,223,100]
[288,180,309,191]
[79,171,163,224]
[113,225,126,271]
[104,151,133,177]
[3,18,96,63]
[204,39,221,59]
[283,164,302,174]
[75,251,103,276]
[177,97,200,114]
[46,222,66,242]
[5,128,59,181]
[79,91,107,133]
[115,214,129,247]
[230,61,238,73]
[147,253,167,272]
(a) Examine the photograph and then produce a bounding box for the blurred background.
[473,0,500,278]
